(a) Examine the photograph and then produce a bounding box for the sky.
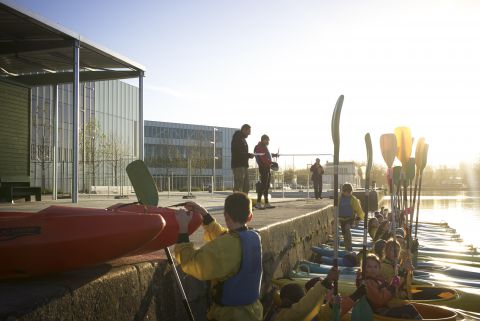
[8,0,480,168]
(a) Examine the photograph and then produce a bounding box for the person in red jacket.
[254,135,278,209]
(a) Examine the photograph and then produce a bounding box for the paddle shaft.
[165,247,196,321]
[414,174,424,239]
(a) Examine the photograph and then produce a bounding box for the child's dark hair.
[224,192,252,223]
[280,283,305,308]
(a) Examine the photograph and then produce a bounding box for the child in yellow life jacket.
[274,267,366,321]
[174,193,263,321]
[338,183,365,251]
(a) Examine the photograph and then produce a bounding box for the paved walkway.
[0,191,334,249]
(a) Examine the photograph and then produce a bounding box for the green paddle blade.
[365,133,373,190]
[394,127,412,167]
[380,133,397,168]
[406,157,416,183]
[393,166,402,187]
[331,95,344,165]
[126,160,159,207]
[351,296,373,321]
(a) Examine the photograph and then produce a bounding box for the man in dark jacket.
[310,158,325,199]
[231,124,254,193]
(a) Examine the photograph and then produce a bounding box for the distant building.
[322,161,362,189]
[144,121,237,191]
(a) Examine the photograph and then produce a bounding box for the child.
[338,183,365,251]
[275,267,366,321]
[373,220,392,242]
[357,254,422,319]
[368,217,380,240]
[174,193,263,321]
[381,239,413,300]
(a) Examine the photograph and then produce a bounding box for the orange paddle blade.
[380,134,397,168]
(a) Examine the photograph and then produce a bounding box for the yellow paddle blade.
[415,138,426,170]
[380,134,397,168]
[394,127,412,166]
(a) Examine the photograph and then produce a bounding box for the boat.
[272,278,459,320]
[0,207,166,278]
[106,203,203,254]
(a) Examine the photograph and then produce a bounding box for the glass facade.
[30,80,138,195]
[144,121,236,191]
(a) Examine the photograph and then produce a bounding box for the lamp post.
[211,128,218,195]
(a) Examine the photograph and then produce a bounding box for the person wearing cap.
[231,124,255,194]
[310,158,325,199]
[254,134,278,210]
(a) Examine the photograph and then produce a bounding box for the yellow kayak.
[272,279,459,321]
[343,303,457,321]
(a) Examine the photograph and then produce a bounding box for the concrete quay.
[0,190,382,321]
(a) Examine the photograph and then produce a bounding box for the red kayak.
[0,208,165,279]
[106,203,203,254]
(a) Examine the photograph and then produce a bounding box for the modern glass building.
[30,80,139,195]
[144,121,237,191]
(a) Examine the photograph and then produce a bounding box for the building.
[30,80,139,195]
[0,2,145,202]
[144,121,237,191]
[322,161,362,189]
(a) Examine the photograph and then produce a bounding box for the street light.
[211,128,218,195]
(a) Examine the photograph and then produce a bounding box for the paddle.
[351,133,374,321]
[330,95,343,321]
[380,133,397,223]
[126,160,196,321]
[414,143,429,239]
[410,138,425,240]
[406,157,416,247]
[394,127,412,234]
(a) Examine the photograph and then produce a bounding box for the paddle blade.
[393,166,402,187]
[365,133,373,189]
[394,127,412,166]
[421,144,429,172]
[331,95,344,162]
[351,296,373,321]
[415,137,426,169]
[126,160,159,207]
[380,134,397,168]
[406,157,416,183]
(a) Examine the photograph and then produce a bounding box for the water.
[411,190,480,249]
[388,190,480,320]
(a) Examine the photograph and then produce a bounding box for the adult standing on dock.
[254,134,278,209]
[310,158,325,199]
[231,124,254,193]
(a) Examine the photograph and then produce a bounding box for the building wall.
[323,161,362,189]
[29,80,138,194]
[0,81,30,178]
[144,121,237,191]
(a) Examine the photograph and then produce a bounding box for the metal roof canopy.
[0,1,145,86]
[0,1,145,203]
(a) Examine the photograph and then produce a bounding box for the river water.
[387,190,480,320]
[412,190,480,249]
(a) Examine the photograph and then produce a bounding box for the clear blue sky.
[9,0,480,168]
